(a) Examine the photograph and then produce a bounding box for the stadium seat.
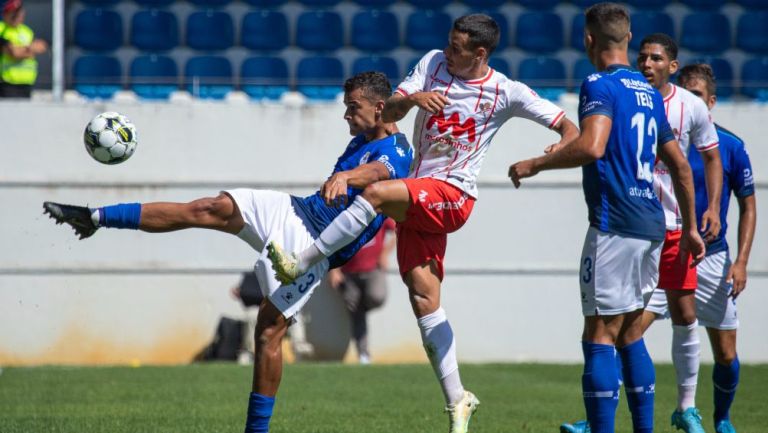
[571,0,603,7]
[487,12,508,51]
[186,10,234,51]
[240,56,290,101]
[518,56,566,100]
[300,0,342,6]
[80,0,120,5]
[462,0,505,8]
[736,12,768,54]
[407,0,451,9]
[188,0,232,6]
[687,56,734,98]
[354,0,396,6]
[130,54,178,100]
[515,12,563,54]
[243,0,287,6]
[296,10,343,52]
[352,56,400,84]
[488,57,510,77]
[351,10,399,53]
[73,55,122,99]
[517,0,559,9]
[570,14,585,51]
[130,9,178,52]
[134,0,175,6]
[736,0,768,8]
[241,10,289,52]
[185,55,233,99]
[629,12,675,51]
[296,56,344,100]
[572,58,595,90]
[740,56,768,100]
[623,0,668,8]
[680,12,731,54]
[405,11,451,51]
[680,0,725,9]
[74,9,123,52]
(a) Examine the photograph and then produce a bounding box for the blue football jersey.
[579,65,674,241]
[688,124,755,255]
[291,132,413,268]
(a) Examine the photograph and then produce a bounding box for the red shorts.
[657,230,697,290]
[396,178,475,281]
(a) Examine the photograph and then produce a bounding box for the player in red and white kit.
[268,14,578,433]
[639,33,723,432]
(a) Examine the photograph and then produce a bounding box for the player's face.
[343,88,380,137]
[682,78,716,110]
[637,43,678,89]
[444,30,477,78]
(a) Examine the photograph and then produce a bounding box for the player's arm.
[544,117,580,154]
[508,115,610,187]
[658,138,706,265]
[729,193,756,298]
[699,147,723,241]
[382,91,449,122]
[321,162,391,207]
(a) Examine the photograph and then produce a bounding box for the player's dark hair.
[343,71,392,102]
[678,63,717,96]
[640,33,678,60]
[453,14,500,55]
[584,2,630,47]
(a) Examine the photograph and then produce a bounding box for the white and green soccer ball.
[83,111,138,165]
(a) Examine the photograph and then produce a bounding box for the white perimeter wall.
[1,95,766,365]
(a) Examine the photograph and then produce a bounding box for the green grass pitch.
[1,363,766,432]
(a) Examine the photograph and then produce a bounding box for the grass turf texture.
[1,363,766,432]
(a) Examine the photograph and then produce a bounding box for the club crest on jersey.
[426,110,477,143]
[478,101,493,113]
[359,152,371,165]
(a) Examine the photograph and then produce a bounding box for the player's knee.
[715,347,737,366]
[361,183,385,208]
[187,195,233,226]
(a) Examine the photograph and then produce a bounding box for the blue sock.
[713,356,739,424]
[582,341,619,433]
[244,392,275,433]
[615,347,624,386]
[99,203,141,229]
[618,339,655,433]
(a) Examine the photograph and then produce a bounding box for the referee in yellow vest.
[0,0,47,98]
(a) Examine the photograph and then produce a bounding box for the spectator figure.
[327,217,396,364]
[0,0,47,98]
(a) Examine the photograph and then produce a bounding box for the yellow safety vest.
[0,21,38,85]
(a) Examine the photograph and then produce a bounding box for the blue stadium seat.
[407,0,451,9]
[135,0,175,6]
[572,58,595,90]
[624,0,668,8]
[680,12,731,54]
[488,57,510,77]
[300,0,341,6]
[736,12,768,54]
[352,56,400,84]
[188,0,232,6]
[629,12,674,51]
[462,0,505,8]
[571,0,603,7]
[240,56,290,100]
[570,14,585,50]
[243,0,287,6]
[515,12,563,54]
[296,56,344,100]
[687,56,734,98]
[517,0,559,8]
[130,9,178,52]
[354,0,396,6]
[130,54,178,100]
[73,55,122,99]
[241,10,289,52]
[518,56,566,100]
[351,10,399,52]
[736,0,768,7]
[405,11,452,51]
[74,9,123,52]
[185,55,233,99]
[680,0,725,9]
[296,11,343,52]
[740,57,768,100]
[80,0,120,5]
[486,12,508,51]
[186,10,234,51]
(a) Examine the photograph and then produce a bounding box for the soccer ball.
[83,112,138,164]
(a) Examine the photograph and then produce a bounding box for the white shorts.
[579,227,662,316]
[225,188,329,319]
[644,251,738,330]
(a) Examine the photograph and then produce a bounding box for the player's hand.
[327,268,345,290]
[680,229,706,267]
[700,208,721,242]
[544,142,565,154]
[508,159,540,188]
[726,259,748,298]
[321,173,350,208]
[410,92,449,114]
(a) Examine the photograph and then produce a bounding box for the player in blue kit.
[676,64,755,433]
[41,71,413,433]
[509,4,704,433]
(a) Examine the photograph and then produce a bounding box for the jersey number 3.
[631,112,658,182]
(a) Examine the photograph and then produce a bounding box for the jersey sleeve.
[691,97,719,152]
[396,50,440,97]
[503,80,565,128]
[367,134,413,180]
[730,142,755,198]
[578,75,613,121]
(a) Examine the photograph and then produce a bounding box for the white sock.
[90,209,100,227]
[417,307,465,405]
[315,196,377,256]
[672,321,700,410]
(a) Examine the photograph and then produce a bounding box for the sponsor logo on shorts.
[418,190,428,203]
[427,193,467,211]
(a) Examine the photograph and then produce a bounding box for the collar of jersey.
[605,63,633,73]
[458,67,494,85]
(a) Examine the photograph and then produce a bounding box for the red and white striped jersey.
[654,83,719,230]
[396,50,565,198]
